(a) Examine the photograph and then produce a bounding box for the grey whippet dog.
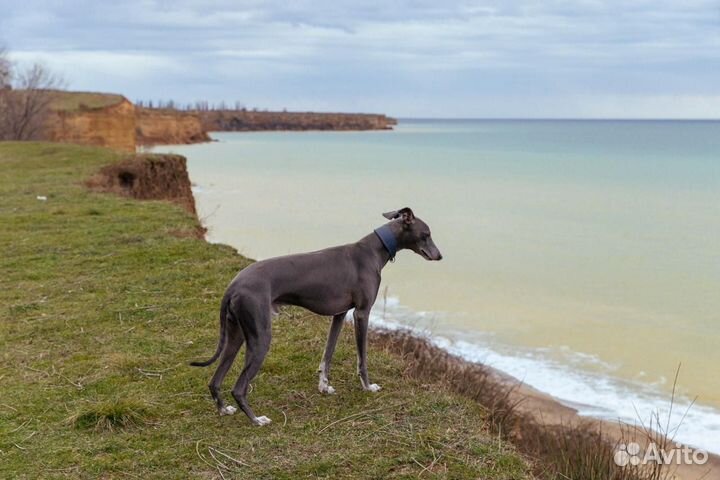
[190,207,442,425]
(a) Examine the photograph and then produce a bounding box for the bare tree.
[0,62,65,141]
[0,45,13,139]
[0,45,10,89]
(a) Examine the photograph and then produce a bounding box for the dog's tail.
[189,294,230,367]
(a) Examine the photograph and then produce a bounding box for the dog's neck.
[357,228,396,269]
[373,224,398,260]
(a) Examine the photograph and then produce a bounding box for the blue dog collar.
[374,225,398,260]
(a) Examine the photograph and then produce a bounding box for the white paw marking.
[255,415,272,426]
[219,405,237,416]
[366,383,381,392]
[319,378,336,394]
[320,384,336,394]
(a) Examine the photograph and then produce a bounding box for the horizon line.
[397,117,720,122]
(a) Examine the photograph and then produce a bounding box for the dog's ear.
[382,207,415,224]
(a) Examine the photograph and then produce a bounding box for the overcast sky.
[1,0,719,118]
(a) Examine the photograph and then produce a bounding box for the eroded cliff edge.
[86,153,199,217]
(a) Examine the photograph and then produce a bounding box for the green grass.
[0,142,532,479]
[49,91,126,112]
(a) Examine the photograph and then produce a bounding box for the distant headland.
[43,91,396,152]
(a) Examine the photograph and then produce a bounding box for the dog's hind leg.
[318,312,346,394]
[231,304,272,425]
[354,308,381,392]
[209,319,244,416]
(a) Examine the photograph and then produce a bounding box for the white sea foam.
[368,297,720,454]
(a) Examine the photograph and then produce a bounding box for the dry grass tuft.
[68,398,153,432]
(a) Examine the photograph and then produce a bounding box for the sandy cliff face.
[135,109,210,146]
[47,99,137,152]
[199,110,397,131]
[87,153,198,216]
[45,93,210,151]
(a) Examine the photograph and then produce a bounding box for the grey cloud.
[0,0,718,117]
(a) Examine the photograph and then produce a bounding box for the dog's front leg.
[318,312,346,394]
[353,309,381,392]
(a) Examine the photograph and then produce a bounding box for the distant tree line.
[135,99,258,112]
[0,44,65,141]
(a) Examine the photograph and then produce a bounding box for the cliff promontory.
[199,110,396,132]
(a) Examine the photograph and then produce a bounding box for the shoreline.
[367,299,720,456]
[491,355,720,480]
[368,324,720,479]
[501,368,720,480]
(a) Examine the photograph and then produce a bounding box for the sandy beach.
[509,376,719,479]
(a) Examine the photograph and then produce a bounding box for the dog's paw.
[319,384,336,395]
[219,405,237,416]
[254,415,272,426]
[319,378,336,394]
[365,383,382,392]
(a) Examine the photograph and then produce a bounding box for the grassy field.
[49,91,126,112]
[0,142,532,479]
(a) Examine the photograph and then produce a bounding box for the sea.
[152,119,720,453]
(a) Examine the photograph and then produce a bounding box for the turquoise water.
[154,119,720,452]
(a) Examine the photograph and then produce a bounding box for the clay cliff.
[86,153,198,216]
[44,92,210,151]
[47,97,137,152]
[135,108,210,146]
[199,110,396,132]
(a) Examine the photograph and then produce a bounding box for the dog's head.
[382,207,442,261]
